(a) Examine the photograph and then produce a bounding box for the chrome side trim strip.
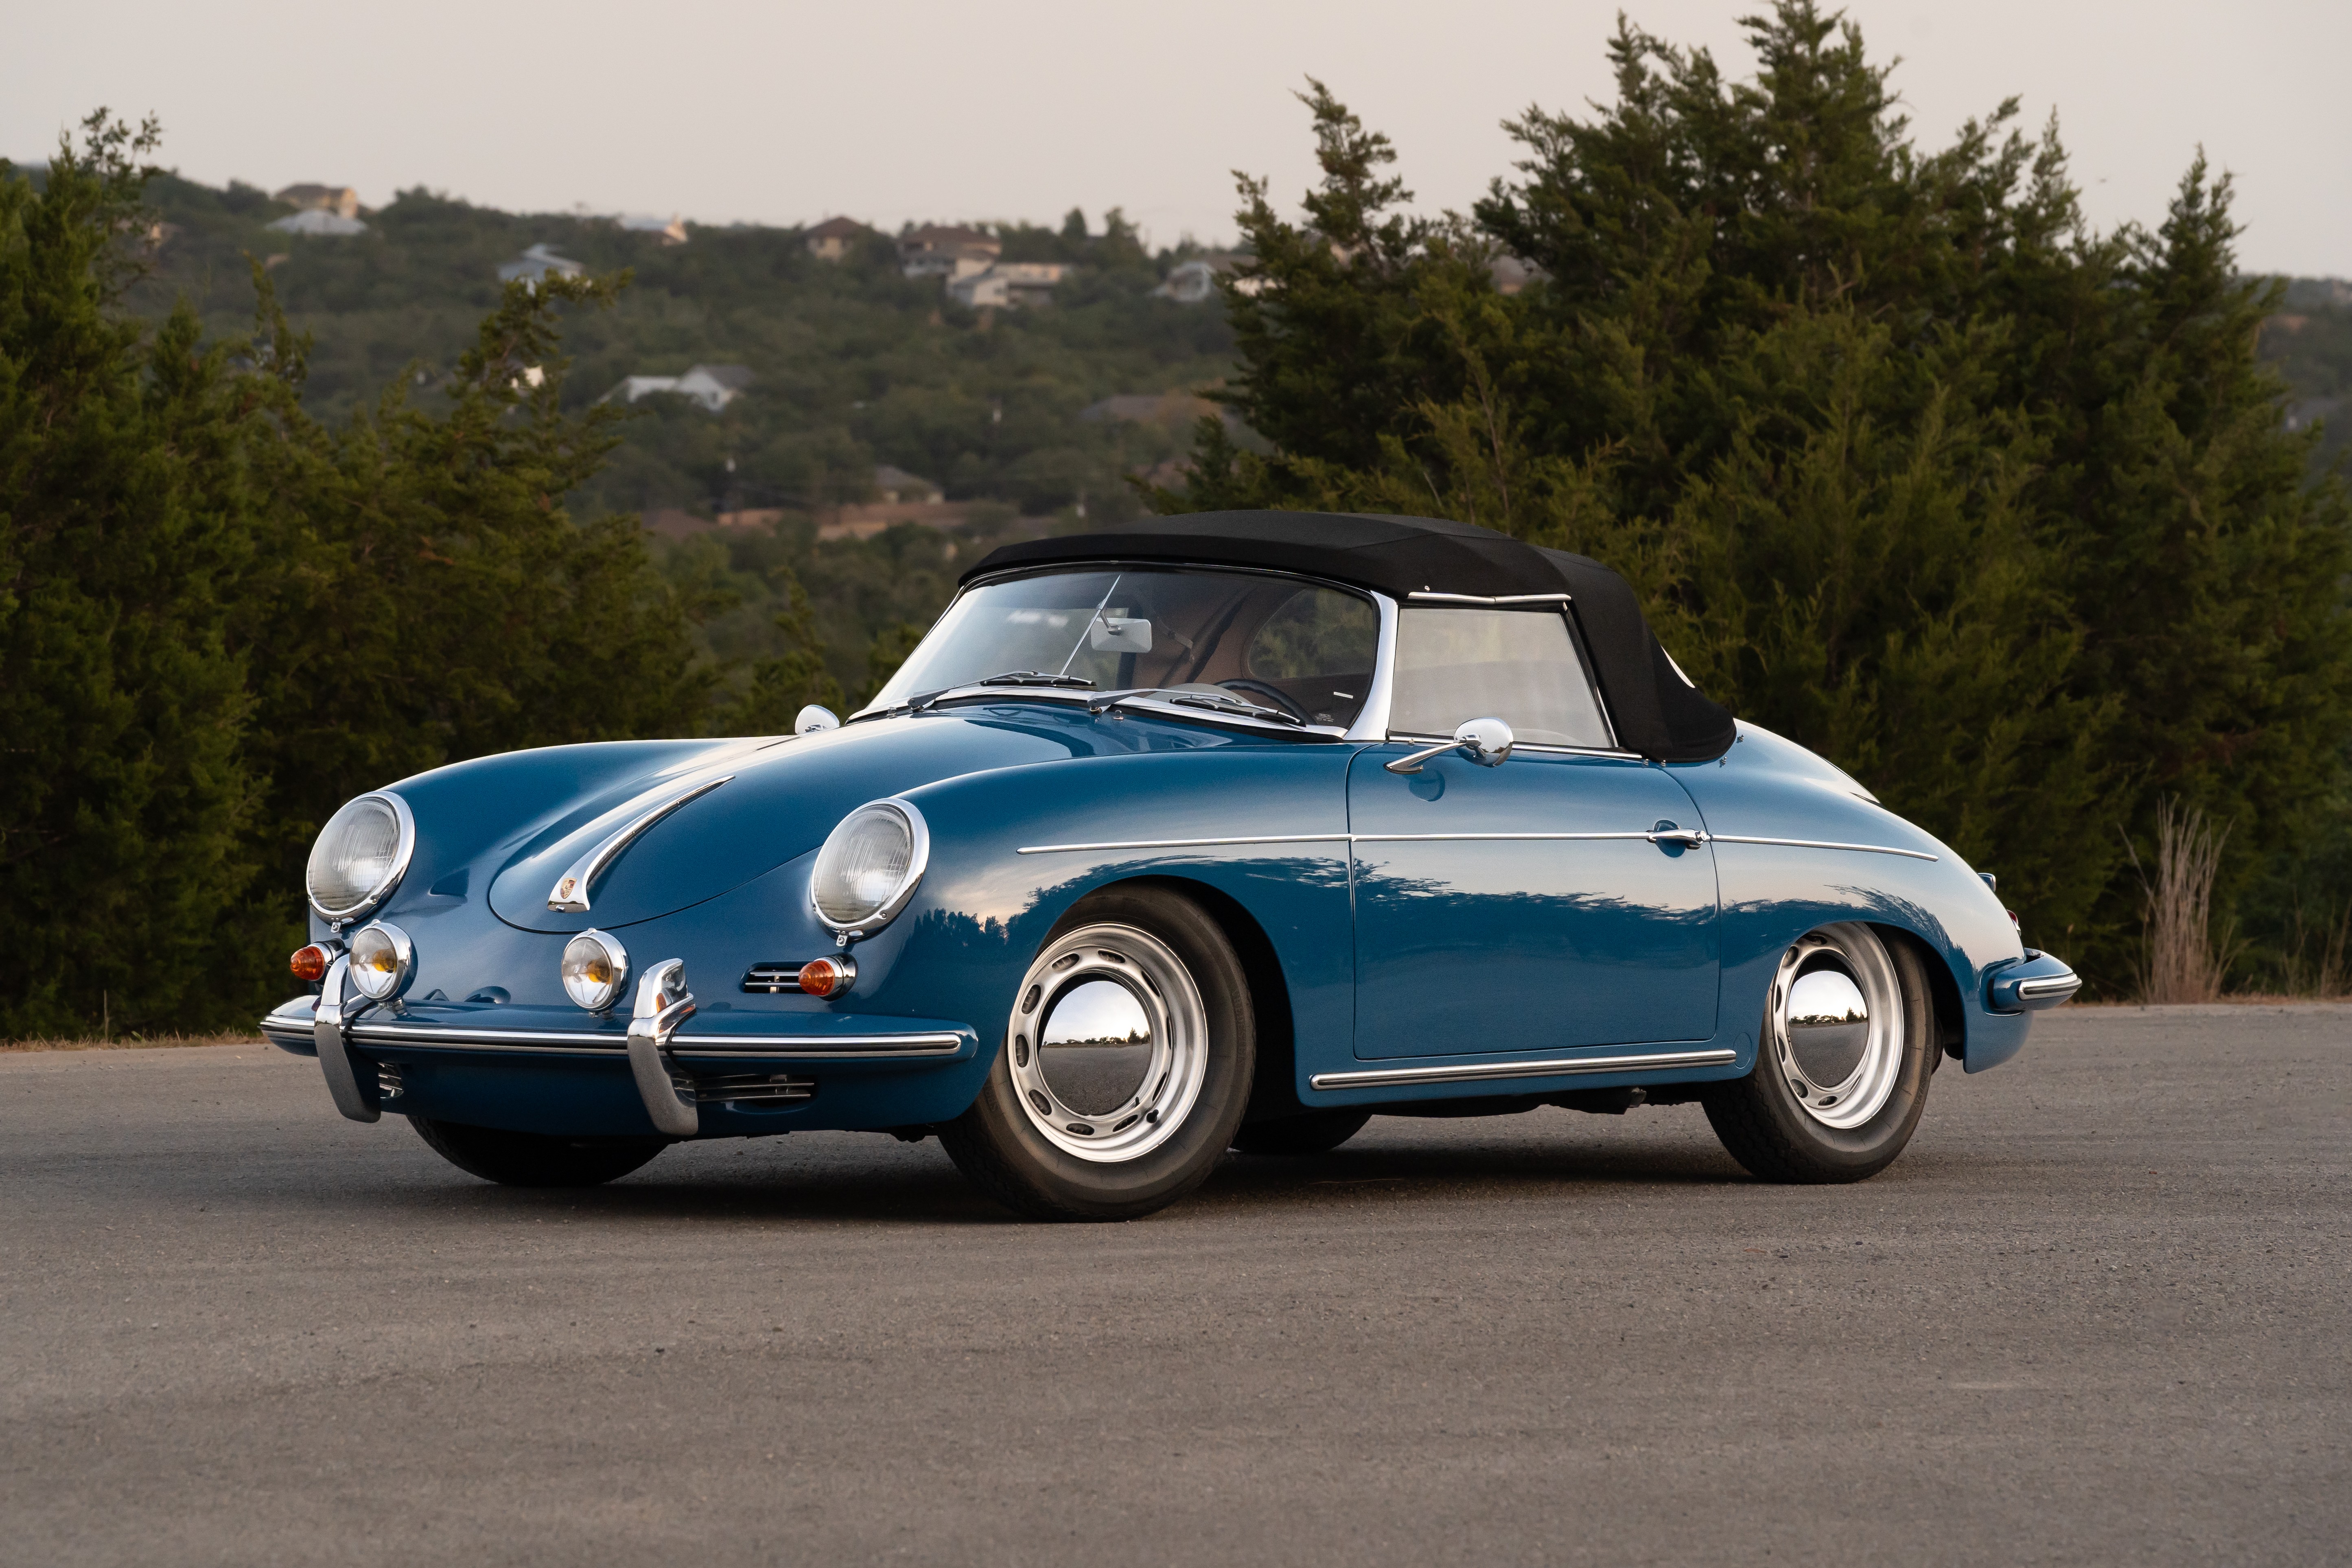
[1017,833,1348,855]
[1311,1047,1738,1091]
[547,774,734,912]
[1018,830,1929,859]
[1707,834,1938,862]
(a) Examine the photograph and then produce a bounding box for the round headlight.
[307,793,416,921]
[561,929,630,1012]
[348,923,415,1002]
[810,800,929,936]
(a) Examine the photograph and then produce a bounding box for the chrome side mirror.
[1384,717,1516,775]
[794,704,840,736]
[1453,717,1514,767]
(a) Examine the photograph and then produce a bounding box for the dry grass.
[0,1034,265,1054]
[2124,798,2240,1004]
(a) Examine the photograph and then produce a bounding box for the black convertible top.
[962,510,1736,762]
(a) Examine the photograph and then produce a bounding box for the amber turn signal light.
[290,944,332,982]
[798,956,857,999]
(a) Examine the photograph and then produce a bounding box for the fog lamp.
[561,929,630,1012]
[348,923,415,1002]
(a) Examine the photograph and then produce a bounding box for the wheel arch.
[1869,922,1965,1061]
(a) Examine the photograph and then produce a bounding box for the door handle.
[1647,821,1709,848]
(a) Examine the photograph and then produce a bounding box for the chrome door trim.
[1310,1046,1738,1091]
[547,774,734,912]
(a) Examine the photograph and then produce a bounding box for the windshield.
[867,567,1381,729]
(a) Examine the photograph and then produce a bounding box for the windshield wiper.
[1165,691,1305,727]
[974,671,1097,689]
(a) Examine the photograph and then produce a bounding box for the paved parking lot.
[2,1006,2345,1566]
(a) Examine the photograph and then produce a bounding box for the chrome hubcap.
[1007,924,1207,1162]
[1769,923,1903,1129]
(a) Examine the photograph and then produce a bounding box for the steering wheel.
[1218,678,1311,722]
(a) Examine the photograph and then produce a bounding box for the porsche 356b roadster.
[264,511,2078,1218]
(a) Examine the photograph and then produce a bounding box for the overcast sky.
[6,0,2345,276]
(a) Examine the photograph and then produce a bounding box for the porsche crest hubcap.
[1007,924,1207,1162]
[1769,923,1903,1130]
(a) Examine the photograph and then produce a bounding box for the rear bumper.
[1986,950,2081,1012]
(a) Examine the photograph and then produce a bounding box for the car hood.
[483,713,1092,934]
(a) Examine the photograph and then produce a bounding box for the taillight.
[290,944,332,982]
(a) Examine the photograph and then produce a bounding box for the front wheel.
[410,1117,669,1187]
[940,887,1256,1220]
[1700,923,1935,1183]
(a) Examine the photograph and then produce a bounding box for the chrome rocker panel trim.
[1310,1046,1738,1091]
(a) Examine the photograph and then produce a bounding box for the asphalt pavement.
[2,1006,2345,1566]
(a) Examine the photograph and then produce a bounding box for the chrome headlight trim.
[347,922,416,1002]
[560,929,632,1013]
[809,799,931,939]
[306,792,417,923]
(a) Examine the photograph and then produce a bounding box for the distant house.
[498,243,585,284]
[948,260,1071,310]
[267,209,368,236]
[601,363,754,413]
[1154,253,1256,303]
[1488,255,1539,295]
[620,214,689,245]
[805,216,871,261]
[273,184,360,220]
[900,225,1001,280]
[873,464,941,503]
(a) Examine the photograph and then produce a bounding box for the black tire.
[410,1117,669,1187]
[1700,924,1936,1183]
[940,886,1256,1220]
[1232,1109,1371,1157]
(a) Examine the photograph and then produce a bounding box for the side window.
[1388,607,1612,748]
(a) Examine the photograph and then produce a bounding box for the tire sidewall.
[955,886,1255,1217]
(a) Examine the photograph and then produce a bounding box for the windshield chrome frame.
[854,562,1392,738]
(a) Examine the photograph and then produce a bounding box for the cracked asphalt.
[2,1004,2345,1566]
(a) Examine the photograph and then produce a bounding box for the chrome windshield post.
[625,959,701,1137]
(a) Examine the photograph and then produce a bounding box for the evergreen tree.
[0,115,267,1034]
[1168,1,2352,984]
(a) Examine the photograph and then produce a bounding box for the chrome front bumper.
[265,988,972,1135]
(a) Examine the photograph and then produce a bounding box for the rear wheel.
[940,886,1255,1220]
[1232,1109,1371,1157]
[1700,923,1934,1183]
[409,1117,669,1187]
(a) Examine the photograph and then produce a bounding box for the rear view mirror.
[1089,615,1153,654]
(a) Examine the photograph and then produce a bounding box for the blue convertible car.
[265,512,2079,1218]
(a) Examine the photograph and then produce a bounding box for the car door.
[1349,603,1720,1059]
